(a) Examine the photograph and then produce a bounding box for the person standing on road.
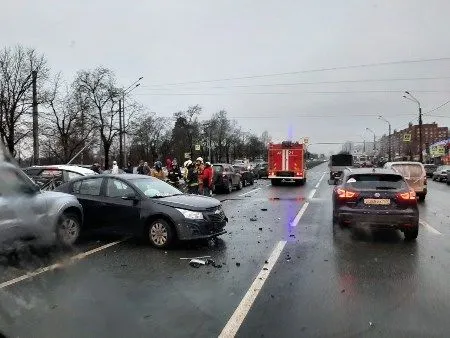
[143,161,151,175]
[196,157,205,194]
[167,159,182,187]
[202,161,214,196]
[124,161,133,174]
[151,161,166,180]
[137,160,145,174]
[111,161,119,175]
[186,161,199,194]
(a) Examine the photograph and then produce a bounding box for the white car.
[23,165,96,190]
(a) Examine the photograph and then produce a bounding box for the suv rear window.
[391,164,423,178]
[346,174,406,190]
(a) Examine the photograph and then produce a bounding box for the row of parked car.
[424,164,450,184]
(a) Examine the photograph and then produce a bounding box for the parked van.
[384,161,427,201]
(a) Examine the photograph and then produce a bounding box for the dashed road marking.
[0,240,125,290]
[315,173,326,189]
[308,189,317,200]
[420,219,442,235]
[219,240,287,338]
[290,202,310,227]
[239,187,262,197]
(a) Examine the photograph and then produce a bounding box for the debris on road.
[236,262,241,267]
[341,289,345,293]
[263,267,268,271]
[259,227,263,231]
[265,260,269,264]
[289,234,295,238]
[250,217,258,221]
[261,208,268,211]
[189,259,206,268]
[324,259,329,262]
[180,255,211,260]
[369,321,374,327]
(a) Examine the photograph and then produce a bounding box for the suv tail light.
[396,189,417,204]
[336,188,360,201]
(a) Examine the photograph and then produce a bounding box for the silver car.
[0,145,83,251]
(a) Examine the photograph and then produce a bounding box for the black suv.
[331,168,419,240]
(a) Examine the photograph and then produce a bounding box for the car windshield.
[438,165,450,171]
[346,174,406,190]
[131,178,182,198]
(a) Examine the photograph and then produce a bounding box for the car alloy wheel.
[237,180,243,190]
[57,212,81,246]
[150,221,169,247]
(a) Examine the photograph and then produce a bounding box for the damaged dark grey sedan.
[56,175,228,248]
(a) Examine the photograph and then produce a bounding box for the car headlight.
[176,208,204,220]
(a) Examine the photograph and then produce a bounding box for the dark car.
[232,165,254,186]
[432,165,450,182]
[55,175,227,248]
[253,162,268,179]
[212,164,242,193]
[424,164,437,178]
[331,168,419,241]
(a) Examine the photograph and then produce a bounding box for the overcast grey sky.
[2,0,450,154]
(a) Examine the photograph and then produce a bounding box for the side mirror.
[122,193,138,201]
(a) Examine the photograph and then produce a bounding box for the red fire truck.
[268,141,306,186]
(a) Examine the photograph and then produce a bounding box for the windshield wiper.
[151,195,168,199]
[375,186,397,190]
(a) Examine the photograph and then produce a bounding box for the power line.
[140,75,450,91]
[227,113,414,119]
[135,89,450,96]
[142,57,450,87]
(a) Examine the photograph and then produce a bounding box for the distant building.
[378,122,448,161]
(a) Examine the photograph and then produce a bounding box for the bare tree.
[73,67,120,169]
[0,45,48,155]
[40,74,96,163]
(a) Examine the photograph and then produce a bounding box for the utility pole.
[32,70,39,165]
[118,99,123,168]
[418,106,423,162]
[388,123,392,162]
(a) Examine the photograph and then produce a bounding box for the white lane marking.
[308,189,317,200]
[0,240,125,290]
[315,173,326,189]
[219,240,287,338]
[239,187,262,197]
[290,202,310,227]
[420,219,442,235]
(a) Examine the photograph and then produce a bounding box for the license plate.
[364,198,390,205]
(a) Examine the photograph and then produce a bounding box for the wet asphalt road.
[1,163,450,337]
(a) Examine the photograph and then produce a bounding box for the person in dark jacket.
[185,161,199,194]
[124,162,133,174]
[137,160,145,175]
[167,160,182,186]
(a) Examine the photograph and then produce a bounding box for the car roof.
[75,173,155,180]
[384,161,424,167]
[344,168,401,176]
[25,165,95,175]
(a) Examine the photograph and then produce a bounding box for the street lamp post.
[378,115,392,161]
[403,91,423,162]
[119,77,143,167]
